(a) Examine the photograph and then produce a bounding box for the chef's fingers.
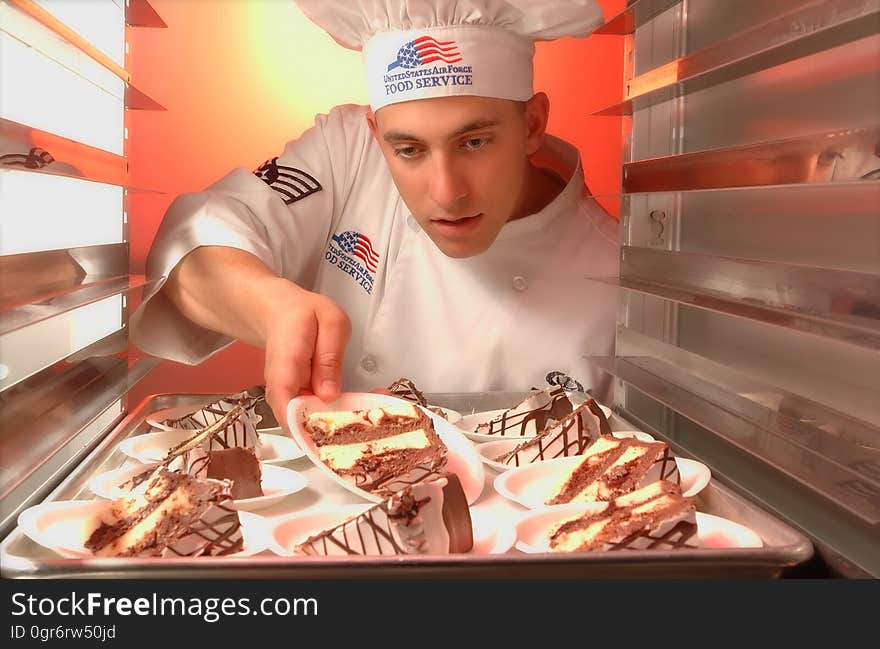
[311,301,351,402]
[264,318,317,432]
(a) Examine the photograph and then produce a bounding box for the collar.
[494,134,584,242]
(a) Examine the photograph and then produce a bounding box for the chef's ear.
[524,92,550,156]
[365,110,379,141]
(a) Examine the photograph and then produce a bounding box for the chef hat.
[293,0,604,111]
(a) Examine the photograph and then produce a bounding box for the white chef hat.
[293,0,604,111]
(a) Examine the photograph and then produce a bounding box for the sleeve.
[130,104,371,365]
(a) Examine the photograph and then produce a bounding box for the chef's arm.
[162,245,351,427]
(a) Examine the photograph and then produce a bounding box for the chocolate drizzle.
[386,377,428,407]
[493,400,608,466]
[295,476,472,556]
[476,387,573,437]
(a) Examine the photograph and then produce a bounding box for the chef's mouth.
[429,213,483,237]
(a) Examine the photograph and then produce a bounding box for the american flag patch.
[254,157,321,205]
[387,36,462,71]
[332,230,380,273]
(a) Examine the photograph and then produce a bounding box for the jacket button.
[406,214,420,231]
[512,275,527,291]
[361,356,378,373]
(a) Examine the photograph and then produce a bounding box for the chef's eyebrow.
[383,119,501,144]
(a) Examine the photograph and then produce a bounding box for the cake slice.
[493,399,611,467]
[304,401,448,498]
[295,474,472,556]
[548,480,698,553]
[474,386,572,437]
[545,436,680,505]
[126,400,263,498]
[386,377,450,419]
[157,386,265,431]
[85,469,244,557]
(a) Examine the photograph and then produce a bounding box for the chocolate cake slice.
[126,399,264,498]
[545,436,680,505]
[474,386,572,437]
[295,474,473,556]
[305,401,448,498]
[548,480,698,552]
[386,377,450,419]
[493,399,611,467]
[158,386,265,431]
[86,469,243,557]
[205,447,263,499]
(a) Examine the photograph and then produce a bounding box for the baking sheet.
[0,392,813,578]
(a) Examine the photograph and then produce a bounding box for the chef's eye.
[462,137,490,151]
[393,145,422,159]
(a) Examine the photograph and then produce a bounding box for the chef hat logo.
[387,35,462,71]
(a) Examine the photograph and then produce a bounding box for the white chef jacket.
[131,104,620,397]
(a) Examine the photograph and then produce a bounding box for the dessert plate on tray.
[17,500,268,558]
[493,456,711,508]
[287,393,484,505]
[87,463,308,512]
[476,430,656,473]
[118,431,304,464]
[514,505,763,553]
[265,504,514,556]
[458,404,613,443]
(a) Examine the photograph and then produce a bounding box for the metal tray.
[0,392,813,578]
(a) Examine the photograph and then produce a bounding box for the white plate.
[458,404,613,443]
[87,463,308,512]
[266,504,513,556]
[476,430,657,473]
[287,393,484,505]
[17,500,268,558]
[493,456,711,509]
[514,505,763,553]
[118,431,304,464]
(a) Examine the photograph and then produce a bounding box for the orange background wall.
[126,0,625,404]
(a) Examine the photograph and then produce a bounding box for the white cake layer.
[317,429,431,470]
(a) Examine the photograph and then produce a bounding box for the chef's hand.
[263,285,351,432]
[161,247,351,432]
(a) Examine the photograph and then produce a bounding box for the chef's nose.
[428,154,468,208]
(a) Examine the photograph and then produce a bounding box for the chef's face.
[368,94,548,258]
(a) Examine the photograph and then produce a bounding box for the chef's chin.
[427,233,495,259]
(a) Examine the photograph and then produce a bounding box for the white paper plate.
[118,431,304,465]
[17,500,268,558]
[476,430,657,473]
[493,456,711,509]
[287,393,484,505]
[266,503,513,556]
[514,505,763,553]
[458,404,613,443]
[87,463,308,512]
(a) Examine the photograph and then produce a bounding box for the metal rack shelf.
[622,124,880,192]
[604,247,880,352]
[0,275,155,338]
[594,0,681,36]
[590,1,879,116]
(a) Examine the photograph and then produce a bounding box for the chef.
[131,0,620,425]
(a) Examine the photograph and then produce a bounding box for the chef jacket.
[130,104,620,397]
